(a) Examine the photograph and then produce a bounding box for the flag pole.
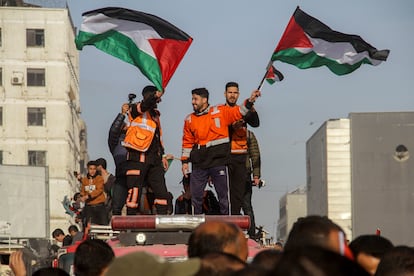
[257,60,273,91]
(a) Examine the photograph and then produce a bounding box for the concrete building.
[306,112,414,245]
[277,186,307,243]
[0,2,87,234]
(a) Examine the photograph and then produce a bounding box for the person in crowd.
[68,225,84,244]
[122,85,170,215]
[181,87,261,215]
[80,160,107,225]
[187,220,248,262]
[242,130,262,239]
[52,228,72,247]
[95,157,116,220]
[74,239,114,276]
[270,245,369,276]
[223,82,260,217]
[105,251,200,276]
[195,252,247,276]
[374,245,414,276]
[9,250,69,276]
[349,234,394,275]
[284,215,353,259]
[251,248,283,272]
[108,103,131,216]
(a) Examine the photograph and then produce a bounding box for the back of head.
[251,249,283,271]
[349,235,393,258]
[74,239,114,276]
[187,221,247,261]
[32,267,69,276]
[95,158,107,169]
[191,88,209,100]
[284,215,344,253]
[142,85,157,97]
[375,246,414,276]
[271,246,370,276]
[196,252,246,276]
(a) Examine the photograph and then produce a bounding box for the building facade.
[306,112,414,245]
[0,4,87,233]
[277,186,307,243]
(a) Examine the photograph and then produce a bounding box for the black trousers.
[83,203,108,225]
[126,150,169,215]
[228,154,248,215]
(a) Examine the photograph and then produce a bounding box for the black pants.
[228,154,248,215]
[126,150,169,215]
[242,175,256,237]
[83,203,108,225]
[112,176,128,215]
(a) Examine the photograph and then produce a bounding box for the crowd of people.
[9,216,414,275]
[9,84,411,275]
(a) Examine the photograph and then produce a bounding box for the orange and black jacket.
[123,95,164,156]
[181,100,252,169]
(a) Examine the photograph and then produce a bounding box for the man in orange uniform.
[224,81,260,216]
[80,160,107,225]
[181,87,260,215]
[123,85,170,215]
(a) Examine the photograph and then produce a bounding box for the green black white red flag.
[75,7,193,91]
[266,65,284,84]
[271,7,389,75]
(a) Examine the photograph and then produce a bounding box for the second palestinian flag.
[75,7,193,91]
[271,7,389,75]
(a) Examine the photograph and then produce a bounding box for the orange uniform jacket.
[80,175,106,206]
[182,102,249,169]
[230,125,248,154]
[123,109,163,153]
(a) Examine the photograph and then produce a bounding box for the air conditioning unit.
[11,72,23,85]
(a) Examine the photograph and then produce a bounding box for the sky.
[66,0,414,239]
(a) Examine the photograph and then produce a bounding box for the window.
[27,107,46,126]
[0,106,2,126]
[27,68,45,86]
[0,68,2,86]
[0,151,3,165]
[26,29,44,47]
[28,151,46,166]
[0,28,2,47]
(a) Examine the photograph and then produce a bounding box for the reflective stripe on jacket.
[181,104,246,161]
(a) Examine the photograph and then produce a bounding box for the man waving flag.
[271,7,389,75]
[75,7,193,91]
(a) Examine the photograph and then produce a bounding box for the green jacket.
[246,130,261,178]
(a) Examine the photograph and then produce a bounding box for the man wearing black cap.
[181,87,261,215]
[122,85,170,215]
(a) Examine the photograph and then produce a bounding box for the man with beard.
[224,82,260,220]
[181,87,260,215]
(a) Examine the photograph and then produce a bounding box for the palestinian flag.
[271,7,389,75]
[75,7,193,91]
[266,65,284,84]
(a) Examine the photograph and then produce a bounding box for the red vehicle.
[55,215,264,273]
